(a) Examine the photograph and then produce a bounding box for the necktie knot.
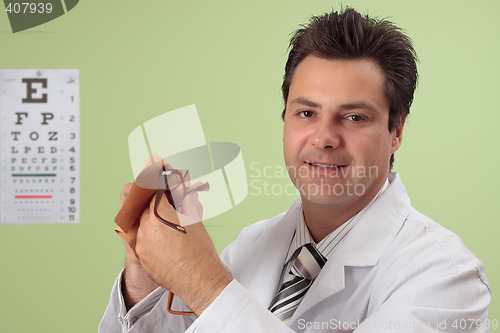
[290,243,327,280]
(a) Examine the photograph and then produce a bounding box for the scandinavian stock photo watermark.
[248,161,380,199]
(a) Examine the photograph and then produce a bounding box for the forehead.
[288,56,389,112]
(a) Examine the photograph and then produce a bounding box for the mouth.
[307,161,349,169]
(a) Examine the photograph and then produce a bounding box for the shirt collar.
[286,178,390,262]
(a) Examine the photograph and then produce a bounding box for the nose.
[312,118,341,150]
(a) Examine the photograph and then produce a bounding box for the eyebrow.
[290,97,376,112]
[339,102,375,111]
[290,97,321,108]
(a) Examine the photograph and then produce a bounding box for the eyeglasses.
[153,160,196,316]
[154,162,188,233]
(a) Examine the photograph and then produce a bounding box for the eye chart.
[0,69,80,224]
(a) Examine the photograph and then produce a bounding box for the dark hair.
[281,8,418,168]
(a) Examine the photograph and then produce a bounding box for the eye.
[345,114,365,122]
[298,110,314,118]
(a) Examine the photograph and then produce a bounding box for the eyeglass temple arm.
[153,169,187,234]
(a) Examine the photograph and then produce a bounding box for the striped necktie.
[268,243,327,321]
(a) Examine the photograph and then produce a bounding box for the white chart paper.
[0,69,80,224]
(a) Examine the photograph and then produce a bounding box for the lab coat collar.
[341,172,410,267]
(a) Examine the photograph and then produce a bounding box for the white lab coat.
[100,172,490,332]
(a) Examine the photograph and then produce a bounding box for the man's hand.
[135,191,233,316]
[119,183,159,310]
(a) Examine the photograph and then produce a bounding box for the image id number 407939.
[5,2,53,14]
[449,319,498,330]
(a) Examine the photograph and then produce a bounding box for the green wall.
[0,0,498,331]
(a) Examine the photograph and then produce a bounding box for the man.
[100,8,490,332]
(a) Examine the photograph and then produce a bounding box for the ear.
[282,107,288,144]
[390,116,405,154]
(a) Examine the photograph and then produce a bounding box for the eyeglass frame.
[153,166,187,234]
[152,162,196,316]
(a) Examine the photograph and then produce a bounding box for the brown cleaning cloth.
[114,159,209,250]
